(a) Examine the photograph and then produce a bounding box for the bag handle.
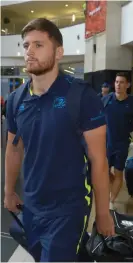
[9,204,24,230]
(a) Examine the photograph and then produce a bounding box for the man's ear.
[127,82,130,89]
[56,46,64,60]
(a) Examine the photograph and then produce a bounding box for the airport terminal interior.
[1,0,133,262]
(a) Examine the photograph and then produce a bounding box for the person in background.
[83,1,87,17]
[125,134,133,214]
[1,96,5,123]
[125,157,133,199]
[102,72,133,209]
[98,83,110,98]
[1,95,4,106]
[2,92,10,118]
[2,98,7,118]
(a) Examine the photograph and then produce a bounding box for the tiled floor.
[8,245,34,262]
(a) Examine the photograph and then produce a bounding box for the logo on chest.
[53,97,66,109]
[18,103,25,111]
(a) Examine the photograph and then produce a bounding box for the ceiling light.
[65,4,68,7]
[31,10,34,13]
[1,29,5,33]
[72,14,76,22]
[64,69,74,74]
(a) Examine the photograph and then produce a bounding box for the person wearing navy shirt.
[102,72,133,208]
[4,18,114,262]
[98,82,110,98]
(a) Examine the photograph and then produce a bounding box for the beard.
[26,51,56,76]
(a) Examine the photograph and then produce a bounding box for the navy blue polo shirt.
[103,93,133,149]
[7,75,105,217]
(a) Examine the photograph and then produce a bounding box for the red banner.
[85,0,107,39]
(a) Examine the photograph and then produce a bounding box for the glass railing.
[1,12,85,36]
[1,63,84,77]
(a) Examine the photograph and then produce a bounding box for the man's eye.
[36,44,42,48]
[23,45,28,49]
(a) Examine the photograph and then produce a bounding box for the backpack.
[12,76,92,204]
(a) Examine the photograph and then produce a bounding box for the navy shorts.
[23,207,90,262]
[107,147,129,171]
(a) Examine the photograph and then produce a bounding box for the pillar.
[84,1,132,93]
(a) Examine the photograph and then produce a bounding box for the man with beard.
[4,18,114,262]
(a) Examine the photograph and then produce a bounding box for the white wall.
[1,23,85,59]
[84,32,106,73]
[1,35,24,57]
[84,37,94,73]
[61,24,85,56]
[121,1,133,45]
[95,33,106,71]
[106,1,132,70]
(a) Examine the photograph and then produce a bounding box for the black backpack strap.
[102,92,114,108]
[12,80,31,146]
[13,80,31,117]
[66,77,92,184]
[66,78,87,136]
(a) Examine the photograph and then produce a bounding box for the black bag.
[86,210,133,262]
[9,205,28,250]
[9,206,42,262]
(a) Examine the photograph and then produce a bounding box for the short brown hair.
[21,18,63,46]
[116,72,130,82]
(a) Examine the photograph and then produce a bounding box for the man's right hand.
[4,192,23,213]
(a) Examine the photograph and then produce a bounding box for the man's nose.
[26,46,34,56]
